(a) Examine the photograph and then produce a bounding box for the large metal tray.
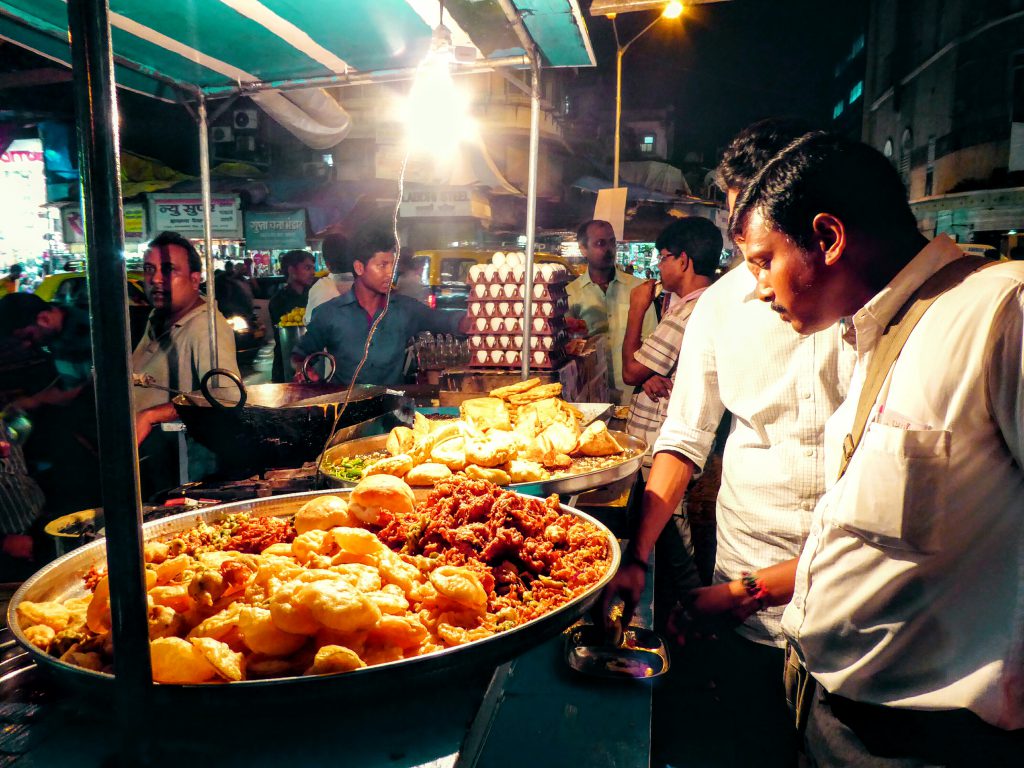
[320,430,646,497]
[7,488,619,700]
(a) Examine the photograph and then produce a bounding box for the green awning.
[0,0,595,101]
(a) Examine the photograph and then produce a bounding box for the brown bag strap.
[837,256,998,481]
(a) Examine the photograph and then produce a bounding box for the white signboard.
[399,187,490,219]
[0,139,48,265]
[148,193,242,238]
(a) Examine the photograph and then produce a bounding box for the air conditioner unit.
[233,109,258,131]
[235,135,256,153]
[210,126,234,143]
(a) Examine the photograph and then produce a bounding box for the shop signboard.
[244,209,307,250]
[0,139,48,264]
[148,193,242,238]
[62,203,147,244]
[399,187,490,219]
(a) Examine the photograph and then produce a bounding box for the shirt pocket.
[834,422,951,553]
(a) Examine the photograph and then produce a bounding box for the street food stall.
[0,1,654,765]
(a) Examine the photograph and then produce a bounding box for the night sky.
[581,0,868,163]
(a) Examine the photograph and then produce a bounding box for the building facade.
[862,0,1024,251]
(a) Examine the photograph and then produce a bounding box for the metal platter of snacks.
[7,478,619,699]
[319,379,645,498]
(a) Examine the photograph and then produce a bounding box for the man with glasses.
[567,219,656,403]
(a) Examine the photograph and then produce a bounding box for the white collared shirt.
[783,235,1024,729]
[304,272,353,325]
[654,265,855,646]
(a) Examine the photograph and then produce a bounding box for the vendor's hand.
[641,374,672,401]
[596,561,647,636]
[1,534,33,560]
[629,280,657,314]
[294,366,318,383]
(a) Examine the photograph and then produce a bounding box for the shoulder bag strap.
[837,256,998,481]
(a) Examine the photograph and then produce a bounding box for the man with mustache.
[708,132,1024,765]
[133,231,238,492]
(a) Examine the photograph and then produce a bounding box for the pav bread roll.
[361,453,414,478]
[385,426,415,456]
[464,465,512,485]
[294,495,353,534]
[405,462,453,486]
[576,421,623,457]
[349,474,416,523]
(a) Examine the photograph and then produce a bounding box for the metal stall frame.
[13,0,595,761]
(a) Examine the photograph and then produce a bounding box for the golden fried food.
[430,436,467,471]
[460,397,512,431]
[465,432,516,468]
[20,478,613,684]
[294,495,353,534]
[505,459,548,483]
[508,382,562,406]
[489,377,542,399]
[539,422,578,455]
[361,453,414,479]
[385,426,415,456]
[405,462,453,486]
[464,465,512,485]
[577,420,624,457]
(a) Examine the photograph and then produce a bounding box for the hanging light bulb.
[405,20,476,159]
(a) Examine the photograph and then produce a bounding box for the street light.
[608,2,683,187]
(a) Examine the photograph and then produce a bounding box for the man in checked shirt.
[621,216,723,595]
[601,119,855,767]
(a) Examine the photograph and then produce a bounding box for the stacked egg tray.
[466,255,571,369]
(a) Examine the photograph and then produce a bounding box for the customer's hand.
[641,374,672,401]
[135,410,153,446]
[666,584,743,647]
[629,280,657,314]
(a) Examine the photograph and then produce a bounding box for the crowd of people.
[0,115,1019,765]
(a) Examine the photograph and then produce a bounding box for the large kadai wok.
[8,486,619,701]
[171,367,404,475]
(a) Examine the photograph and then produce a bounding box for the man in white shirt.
[722,132,1024,763]
[304,232,354,325]
[602,120,854,767]
[566,219,656,403]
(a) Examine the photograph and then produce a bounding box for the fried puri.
[405,462,453,486]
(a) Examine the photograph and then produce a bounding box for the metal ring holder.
[199,368,247,411]
[301,351,337,383]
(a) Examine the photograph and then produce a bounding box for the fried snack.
[489,377,542,399]
[508,382,562,406]
[294,495,353,534]
[412,411,431,435]
[465,431,516,468]
[539,422,578,455]
[150,637,218,684]
[350,474,416,517]
[190,636,245,682]
[405,462,453,486]
[361,453,414,479]
[505,459,548,483]
[385,426,415,456]
[576,420,624,457]
[460,397,512,431]
[430,436,467,471]
[464,465,512,485]
[306,644,365,675]
[429,420,462,443]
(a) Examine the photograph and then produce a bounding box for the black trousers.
[806,684,1024,767]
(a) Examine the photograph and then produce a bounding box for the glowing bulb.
[662,1,683,19]
[405,50,475,159]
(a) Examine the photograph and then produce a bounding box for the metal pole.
[520,57,541,381]
[614,47,623,189]
[66,0,152,760]
[198,95,218,368]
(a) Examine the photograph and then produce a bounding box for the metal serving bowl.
[7,488,619,701]
[319,430,646,498]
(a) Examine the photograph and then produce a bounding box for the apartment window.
[851,34,865,58]
[833,100,845,120]
[883,138,894,161]
[563,94,572,116]
[849,80,863,104]
[640,135,656,154]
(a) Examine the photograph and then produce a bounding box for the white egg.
[492,251,506,267]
